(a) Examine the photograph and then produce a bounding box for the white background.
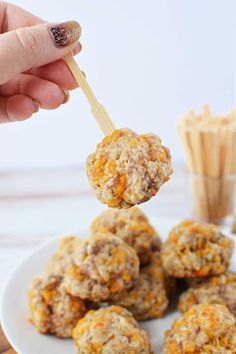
[0,0,235,170]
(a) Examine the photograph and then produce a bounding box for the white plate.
[1,217,235,354]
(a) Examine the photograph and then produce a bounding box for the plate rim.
[0,228,90,353]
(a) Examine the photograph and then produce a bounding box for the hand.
[0,1,82,123]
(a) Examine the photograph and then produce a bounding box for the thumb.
[0,21,81,85]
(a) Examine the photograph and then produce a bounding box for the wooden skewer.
[222,127,236,217]
[64,53,116,136]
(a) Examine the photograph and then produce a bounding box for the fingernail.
[81,70,86,78]
[32,99,40,113]
[62,89,70,104]
[49,21,81,48]
[72,41,82,55]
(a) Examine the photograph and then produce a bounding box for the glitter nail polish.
[49,21,81,47]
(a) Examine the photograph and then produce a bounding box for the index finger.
[27,43,82,90]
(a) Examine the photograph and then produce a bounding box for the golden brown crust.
[161,220,234,278]
[87,128,172,208]
[46,236,80,277]
[63,233,140,302]
[91,207,161,265]
[178,272,236,315]
[109,252,174,320]
[28,274,86,338]
[164,304,236,353]
[73,306,152,353]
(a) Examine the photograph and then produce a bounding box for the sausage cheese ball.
[161,220,234,278]
[87,128,172,208]
[109,252,173,320]
[91,207,161,265]
[164,304,236,353]
[73,306,152,354]
[46,236,80,277]
[178,272,236,316]
[28,275,86,338]
[64,233,140,302]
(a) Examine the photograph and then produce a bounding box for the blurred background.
[0,0,235,169]
[0,0,235,242]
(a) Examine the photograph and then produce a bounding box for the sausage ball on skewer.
[87,128,172,208]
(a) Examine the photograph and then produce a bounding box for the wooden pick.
[64,53,116,136]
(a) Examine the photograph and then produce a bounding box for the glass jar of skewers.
[178,105,236,225]
[191,173,236,224]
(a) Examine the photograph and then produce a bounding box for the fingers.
[0,95,38,123]
[0,73,68,109]
[72,42,82,56]
[0,2,43,32]
[0,20,81,85]
[27,49,82,91]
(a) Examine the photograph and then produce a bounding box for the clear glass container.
[190,173,236,224]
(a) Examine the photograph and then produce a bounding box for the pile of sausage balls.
[28,129,236,353]
[28,211,235,353]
